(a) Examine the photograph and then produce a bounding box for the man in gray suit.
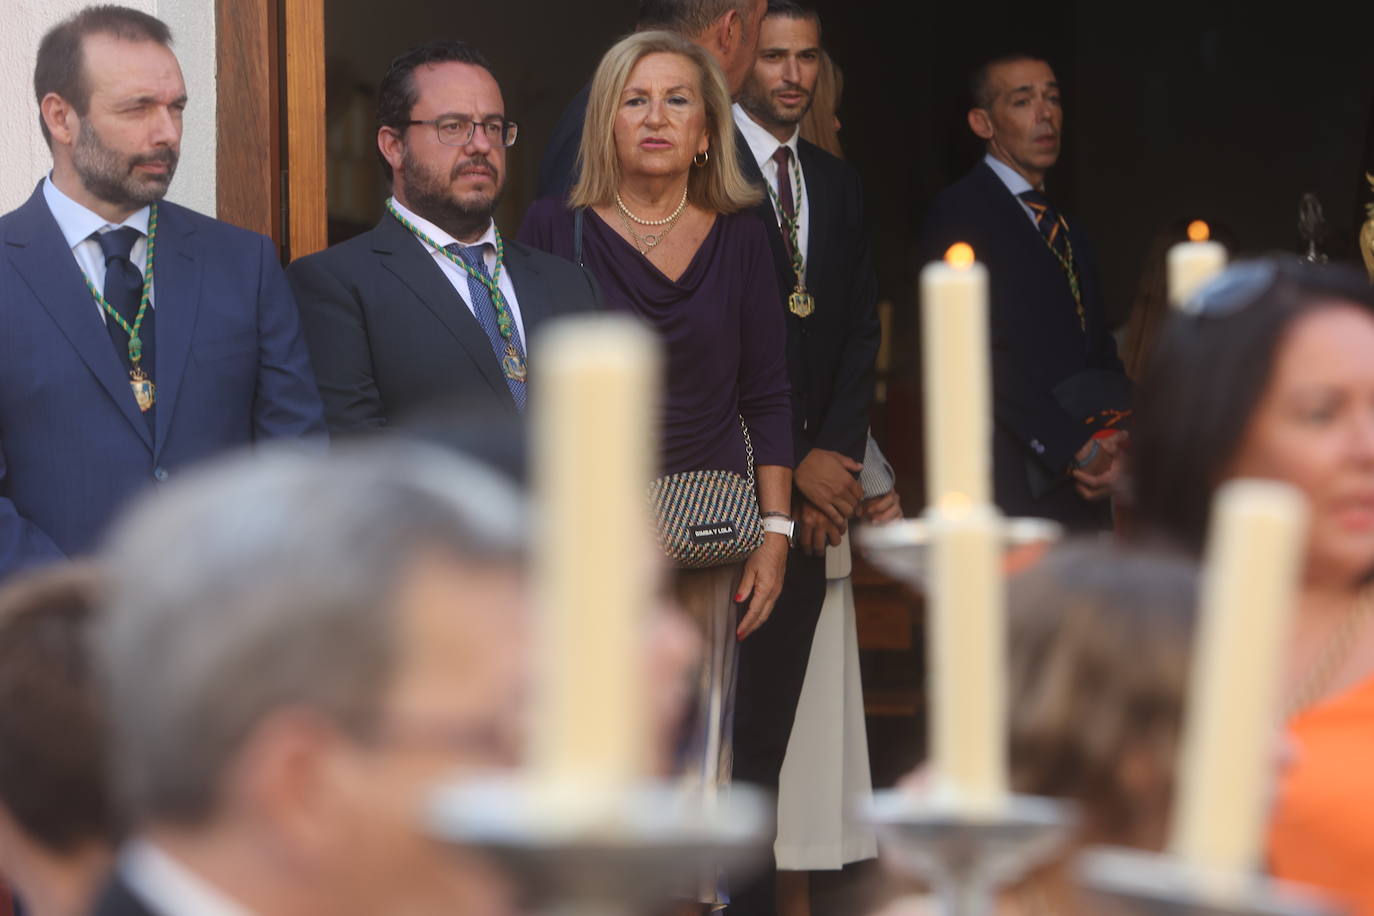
[289,40,600,433]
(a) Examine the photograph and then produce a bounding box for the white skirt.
[774,532,878,870]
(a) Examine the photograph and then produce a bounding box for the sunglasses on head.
[1180,256,1366,319]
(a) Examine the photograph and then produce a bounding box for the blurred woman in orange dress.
[1132,257,1374,915]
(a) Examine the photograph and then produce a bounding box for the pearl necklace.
[616,185,689,226]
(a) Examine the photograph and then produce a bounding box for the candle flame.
[1187,220,1210,242]
[945,243,975,269]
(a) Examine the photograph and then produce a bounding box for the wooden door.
[215,0,326,261]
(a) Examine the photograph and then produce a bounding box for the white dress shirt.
[122,840,259,916]
[983,152,1042,228]
[387,196,527,345]
[42,175,155,324]
[733,103,810,284]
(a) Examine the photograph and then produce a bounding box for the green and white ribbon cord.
[80,202,158,368]
[765,153,807,289]
[1041,217,1085,333]
[386,199,517,341]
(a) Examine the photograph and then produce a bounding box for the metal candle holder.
[868,791,1077,916]
[426,777,773,916]
[1076,847,1347,916]
[858,514,1062,592]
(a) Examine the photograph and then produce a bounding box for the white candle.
[928,498,1007,810]
[530,315,660,788]
[1167,221,1228,308]
[921,244,991,508]
[1169,479,1307,880]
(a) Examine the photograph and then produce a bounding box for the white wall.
[2,0,217,216]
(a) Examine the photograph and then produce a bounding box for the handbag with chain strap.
[573,208,764,568]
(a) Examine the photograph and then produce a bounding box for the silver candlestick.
[859,514,1061,592]
[868,791,1077,916]
[426,777,773,916]
[1077,846,1347,916]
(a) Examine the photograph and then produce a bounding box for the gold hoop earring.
[693,150,710,168]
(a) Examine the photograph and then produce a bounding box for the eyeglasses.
[400,116,519,148]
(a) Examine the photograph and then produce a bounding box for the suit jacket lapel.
[799,143,832,290]
[3,186,153,449]
[150,204,202,457]
[373,215,511,405]
[502,242,550,349]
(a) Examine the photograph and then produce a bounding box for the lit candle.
[921,243,991,507]
[928,497,1007,811]
[530,315,660,788]
[1167,220,1228,308]
[1170,479,1307,880]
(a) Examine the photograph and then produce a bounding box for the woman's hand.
[734,532,789,641]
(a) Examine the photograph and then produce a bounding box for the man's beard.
[400,144,502,240]
[72,118,177,210]
[739,83,811,133]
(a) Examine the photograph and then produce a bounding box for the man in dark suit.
[90,443,529,916]
[916,53,1128,530]
[0,6,326,582]
[535,0,766,201]
[288,41,600,433]
[727,4,881,911]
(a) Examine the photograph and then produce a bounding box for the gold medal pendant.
[129,367,156,413]
[502,343,528,383]
[788,288,815,318]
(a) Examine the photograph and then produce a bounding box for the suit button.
[1030,439,1046,455]
[153,467,170,482]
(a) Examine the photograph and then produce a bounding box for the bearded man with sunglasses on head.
[288,40,601,433]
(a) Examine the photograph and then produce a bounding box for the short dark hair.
[33,5,173,148]
[969,51,1048,110]
[1131,257,1374,554]
[637,0,757,36]
[375,39,494,182]
[763,0,821,39]
[0,564,116,852]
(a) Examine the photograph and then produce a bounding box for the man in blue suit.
[917,53,1129,530]
[0,6,326,580]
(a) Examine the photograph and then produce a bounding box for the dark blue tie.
[447,243,527,412]
[94,227,155,381]
[1017,189,1068,259]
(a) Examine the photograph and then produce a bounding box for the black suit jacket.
[735,132,880,466]
[536,82,591,202]
[88,874,157,916]
[286,213,601,432]
[916,161,1129,529]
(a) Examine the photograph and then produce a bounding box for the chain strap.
[739,415,755,490]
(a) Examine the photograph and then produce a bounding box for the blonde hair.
[1008,540,1197,844]
[569,30,762,213]
[799,49,844,159]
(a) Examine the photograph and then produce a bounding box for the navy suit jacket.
[736,132,880,467]
[89,874,157,916]
[536,81,591,202]
[916,161,1128,530]
[286,212,601,432]
[0,182,327,579]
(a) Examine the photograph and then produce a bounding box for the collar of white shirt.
[121,840,259,916]
[43,174,150,251]
[388,196,499,270]
[732,102,801,174]
[983,153,1046,226]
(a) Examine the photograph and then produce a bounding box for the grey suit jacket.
[287,213,601,432]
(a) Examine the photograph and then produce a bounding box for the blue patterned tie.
[94,227,155,378]
[447,243,527,411]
